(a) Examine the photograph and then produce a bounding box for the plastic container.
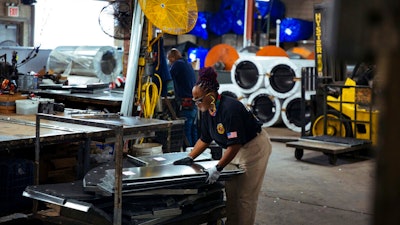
[15,99,39,115]
[132,143,163,157]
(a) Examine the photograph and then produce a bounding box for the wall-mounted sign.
[8,6,19,17]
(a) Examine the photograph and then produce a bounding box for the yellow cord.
[141,73,162,118]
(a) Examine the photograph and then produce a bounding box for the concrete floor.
[254,127,375,225]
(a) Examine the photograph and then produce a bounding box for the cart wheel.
[311,110,353,138]
[295,148,304,160]
[329,154,338,165]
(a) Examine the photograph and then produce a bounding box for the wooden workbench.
[0,113,109,151]
[0,112,171,148]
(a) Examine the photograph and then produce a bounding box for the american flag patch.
[227,131,237,139]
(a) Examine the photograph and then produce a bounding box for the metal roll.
[281,93,313,132]
[262,58,314,99]
[247,88,282,127]
[218,83,247,100]
[231,56,289,94]
[46,46,122,83]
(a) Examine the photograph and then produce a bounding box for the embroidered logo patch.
[227,131,238,139]
[217,123,225,134]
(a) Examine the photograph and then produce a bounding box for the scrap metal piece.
[70,113,121,119]
[23,186,92,212]
[127,154,149,166]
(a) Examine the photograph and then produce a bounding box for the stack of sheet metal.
[96,157,244,194]
[83,152,218,193]
[24,152,244,225]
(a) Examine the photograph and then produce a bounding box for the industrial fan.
[138,0,198,35]
[98,1,132,40]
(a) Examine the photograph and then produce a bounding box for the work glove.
[205,165,221,184]
[173,156,194,165]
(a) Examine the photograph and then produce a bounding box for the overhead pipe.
[243,0,254,48]
[276,19,281,47]
[120,1,144,117]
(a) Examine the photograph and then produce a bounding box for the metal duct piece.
[46,46,122,83]
[267,63,297,97]
[218,83,246,100]
[231,56,314,98]
[231,58,263,94]
[281,93,312,133]
[266,59,315,99]
[231,56,284,94]
[248,88,282,127]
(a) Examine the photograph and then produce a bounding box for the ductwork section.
[281,93,312,132]
[47,46,122,83]
[247,88,282,127]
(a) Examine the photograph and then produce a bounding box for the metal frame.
[34,113,171,225]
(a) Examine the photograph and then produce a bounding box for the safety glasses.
[192,92,213,105]
[192,95,205,105]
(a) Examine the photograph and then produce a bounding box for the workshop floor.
[252,126,375,225]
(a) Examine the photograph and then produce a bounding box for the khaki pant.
[225,129,272,225]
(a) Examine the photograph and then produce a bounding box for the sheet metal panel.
[83,152,213,192]
[97,160,244,194]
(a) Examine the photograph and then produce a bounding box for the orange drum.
[204,44,239,71]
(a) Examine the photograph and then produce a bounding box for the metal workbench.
[0,113,171,175]
[0,112,172,225]
[34,113,172,225]
[35,89,124,112]
[0,114,109,151]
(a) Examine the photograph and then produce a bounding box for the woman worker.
[173,67,272,225]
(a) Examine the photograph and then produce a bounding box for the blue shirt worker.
[173,67,272,225]
[167,48,198,147]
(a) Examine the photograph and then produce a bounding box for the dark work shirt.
[200,95,262,149]
[170,58,196,98]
